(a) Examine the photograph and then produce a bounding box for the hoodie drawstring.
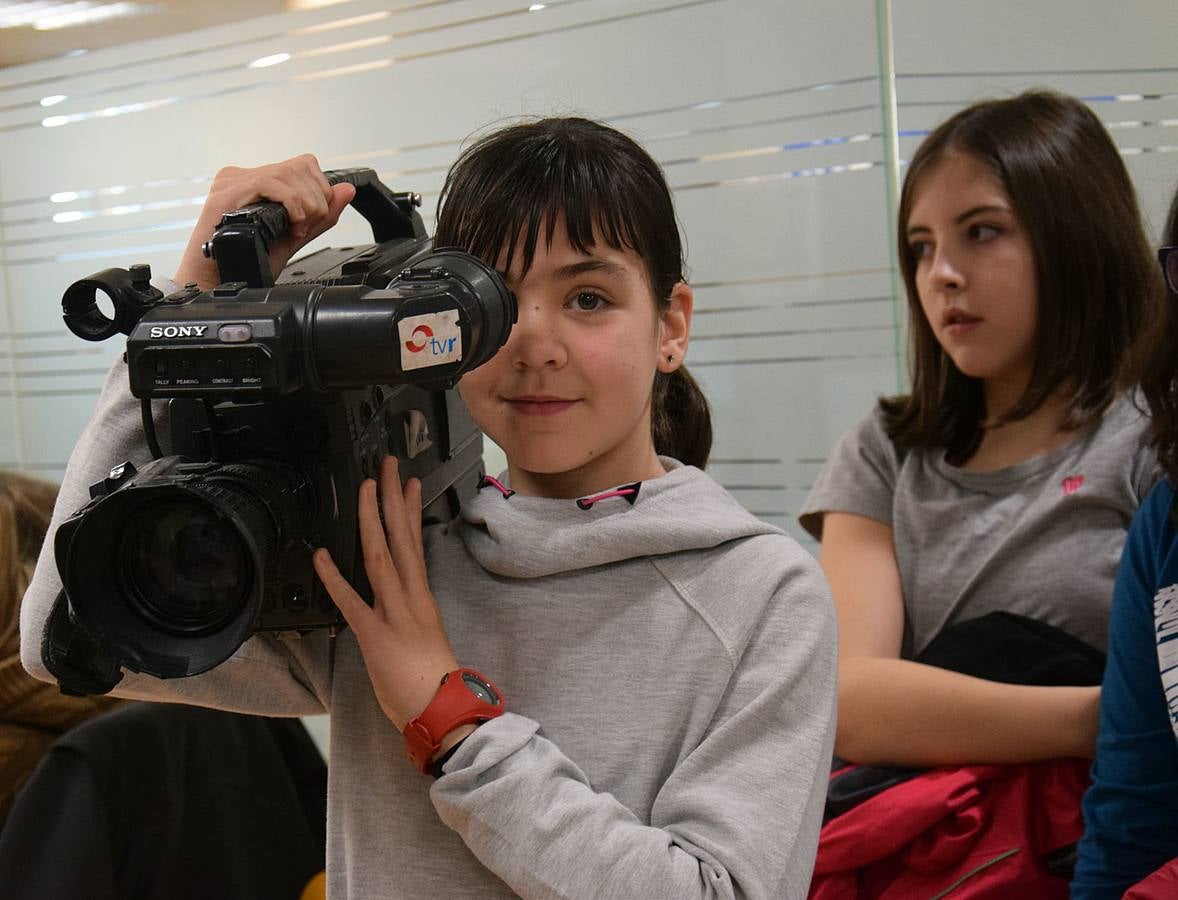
[479,475,644,510]
[478,474,515,499]
[576,482,642,510]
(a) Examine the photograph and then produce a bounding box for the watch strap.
[403,667,505,774]
[429,735,470,778]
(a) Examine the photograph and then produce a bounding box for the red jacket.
[809,758,1090,899]
[1125,858,1178,899]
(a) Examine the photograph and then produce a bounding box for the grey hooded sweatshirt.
[22,358,838,900]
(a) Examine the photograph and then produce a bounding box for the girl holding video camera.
[800,90,1162,771]
[21,120,837,899]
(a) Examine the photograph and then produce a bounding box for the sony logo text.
[149,325,209,339]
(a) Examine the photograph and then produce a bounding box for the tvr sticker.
[399,310,462,371]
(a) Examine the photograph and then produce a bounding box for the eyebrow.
[906,204,1013,237]
[552,259,631,280]
[499,257,632,287]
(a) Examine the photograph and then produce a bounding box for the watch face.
[461,672,499,706]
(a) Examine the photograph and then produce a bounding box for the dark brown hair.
[434,117,711,468]
[1134,186,1178,481]
[882,90,1159,455]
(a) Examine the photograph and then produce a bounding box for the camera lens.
[120,500,252,635]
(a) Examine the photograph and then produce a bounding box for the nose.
[926,243,964,293]
[506,301,567,371]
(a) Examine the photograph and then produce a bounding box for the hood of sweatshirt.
[457,458,781,578]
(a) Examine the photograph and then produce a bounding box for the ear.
[657,282,692,373]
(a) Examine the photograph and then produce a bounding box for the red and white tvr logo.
[405,324,433,353]
[398,311,462,371]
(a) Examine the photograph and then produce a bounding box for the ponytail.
[652,365,712,469]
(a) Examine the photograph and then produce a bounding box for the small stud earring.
[667,354,674,362]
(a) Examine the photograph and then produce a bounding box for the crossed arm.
[820,511,1100,767]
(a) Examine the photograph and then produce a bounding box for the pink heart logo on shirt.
[1062,475,1085,496]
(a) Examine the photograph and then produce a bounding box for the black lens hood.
[56,458,265,678]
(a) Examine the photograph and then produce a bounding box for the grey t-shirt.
[800,395,1160,658]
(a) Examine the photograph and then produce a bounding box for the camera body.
[46,170,516,694]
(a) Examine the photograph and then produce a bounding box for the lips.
[941,308,982,336]
[505,395,578,416]
[942,308,981,327]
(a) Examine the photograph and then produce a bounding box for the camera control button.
[218,323,252,343]
[282,584,308,613]
[213,282,248,297]
[175,356,200,386]
[238,350,267,386]
[210,354,235,386]
[152,355,172,387]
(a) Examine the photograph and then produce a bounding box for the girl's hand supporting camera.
[175,154,356,290]
[312,457,464,742]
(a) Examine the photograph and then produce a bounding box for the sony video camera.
[44,168,516,696]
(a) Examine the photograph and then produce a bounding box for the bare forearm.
[836,656,1099,767]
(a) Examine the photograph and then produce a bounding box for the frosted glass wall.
[892,2,1178,238]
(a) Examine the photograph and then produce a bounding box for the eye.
[568,291,610,312]
[967,223,1000,242]
[908,240,931,260]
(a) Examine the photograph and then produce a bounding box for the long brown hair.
[435,117,712,468]
[1134,187,1178,482]
[0,471,58,655]
[883,90,1159,456]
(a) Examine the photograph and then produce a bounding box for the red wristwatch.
[403,667,505,774]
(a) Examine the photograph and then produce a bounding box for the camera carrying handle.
[204,167,427,289]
